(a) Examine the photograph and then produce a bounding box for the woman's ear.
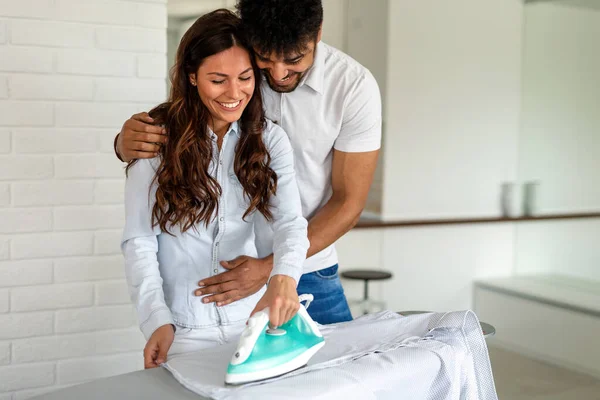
[189,73,197,86]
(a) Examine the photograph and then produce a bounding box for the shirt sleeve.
[121,159,173,340]
[263,122,310,285]
[334,69,382,153]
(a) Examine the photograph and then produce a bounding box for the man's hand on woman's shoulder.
[115,112,168,162]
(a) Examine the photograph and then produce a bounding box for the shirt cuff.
[140,307,174,340]
[269,263,303,286]
[114,133,125,162]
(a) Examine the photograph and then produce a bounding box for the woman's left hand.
[250,275,299,328]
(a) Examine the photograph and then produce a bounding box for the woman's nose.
[228,81,241,99]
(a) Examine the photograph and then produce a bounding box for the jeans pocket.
[313,264,339,280]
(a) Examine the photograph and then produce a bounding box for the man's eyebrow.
[256,52,306,63]
[283,53,305,63]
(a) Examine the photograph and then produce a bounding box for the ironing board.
[30,367,204,400]
[31,311,496,400]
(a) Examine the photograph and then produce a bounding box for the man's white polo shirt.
[257,41,382,274]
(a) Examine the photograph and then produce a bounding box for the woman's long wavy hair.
[127,9,277,234]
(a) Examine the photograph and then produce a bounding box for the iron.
[224,294,325,385]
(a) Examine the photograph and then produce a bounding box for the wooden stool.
[341,269,393,314]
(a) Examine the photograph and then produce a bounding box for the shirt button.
[219,160,223,165]
[213,269,218,273]
[215,242,219,247]
[219,217,224,222]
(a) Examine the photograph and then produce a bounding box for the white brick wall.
[95,280,130,305]
[93,180,124,204]
[55,305,137,334]
[56,48,136,76]
[11,283,94,312]
[0,48,54,73]
[14,129,97,154]
[0,156,54,180]
[12,181,94,206]
[0,342,9,366]
[0,240,9,261]
[93,230,122,255]
[10,20,95,49]
[9,76,94,101]
[53,255,124,283]
[0,260,53,287]
[0,313,54,340]
[0,184,10,206]
[0,78,7,99]
[0,364,55,392]
[0,289,8,313]
[0,1,167,396]
[0,21,6,44]
[0,130,10,153]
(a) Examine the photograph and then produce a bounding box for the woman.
[121,9,309,369]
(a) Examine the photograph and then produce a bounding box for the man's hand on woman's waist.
[194,254,274,306]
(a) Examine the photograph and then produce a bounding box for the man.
[114,0,381,324]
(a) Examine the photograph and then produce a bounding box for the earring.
[190,81,196,86]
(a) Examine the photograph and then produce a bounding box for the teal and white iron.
[225,294,325,385]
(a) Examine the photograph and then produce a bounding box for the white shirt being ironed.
[256,41,382,273]
[121,120,309,339]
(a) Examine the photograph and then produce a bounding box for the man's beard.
[264,71,305,93]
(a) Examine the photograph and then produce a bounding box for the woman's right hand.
[250,274,300,328]
[116,112,167,162]
[143,324,175,369]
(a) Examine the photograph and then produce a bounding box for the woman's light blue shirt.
[121,120,309,339]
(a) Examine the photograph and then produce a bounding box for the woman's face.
[190,46,255,133]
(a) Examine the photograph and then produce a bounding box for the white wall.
[518,3,600,213]
[334,0,525,315]
[337,224,516,314]
[381,0,523,221]
[345,0,388,215]
[514,2,600,281]
[515,219,600,280]
[0,1,167,397]
[321,0,347,52]
[167,0,236,18]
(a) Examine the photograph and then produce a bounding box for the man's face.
[254,40,317,93]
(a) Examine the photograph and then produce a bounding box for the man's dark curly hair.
[237,0,323,56]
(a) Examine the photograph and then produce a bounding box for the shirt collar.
[208,120,240,138]
[229,120,240,137]
[299,41,325,94]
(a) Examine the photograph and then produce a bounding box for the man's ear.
[317,24,323,43]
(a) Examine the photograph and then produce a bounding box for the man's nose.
[270,64,289,81]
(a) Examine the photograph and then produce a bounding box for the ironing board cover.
[163,310,498,400]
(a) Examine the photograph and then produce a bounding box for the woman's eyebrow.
[207,67,252,77]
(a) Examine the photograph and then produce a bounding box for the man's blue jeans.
[296,264,353,325]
